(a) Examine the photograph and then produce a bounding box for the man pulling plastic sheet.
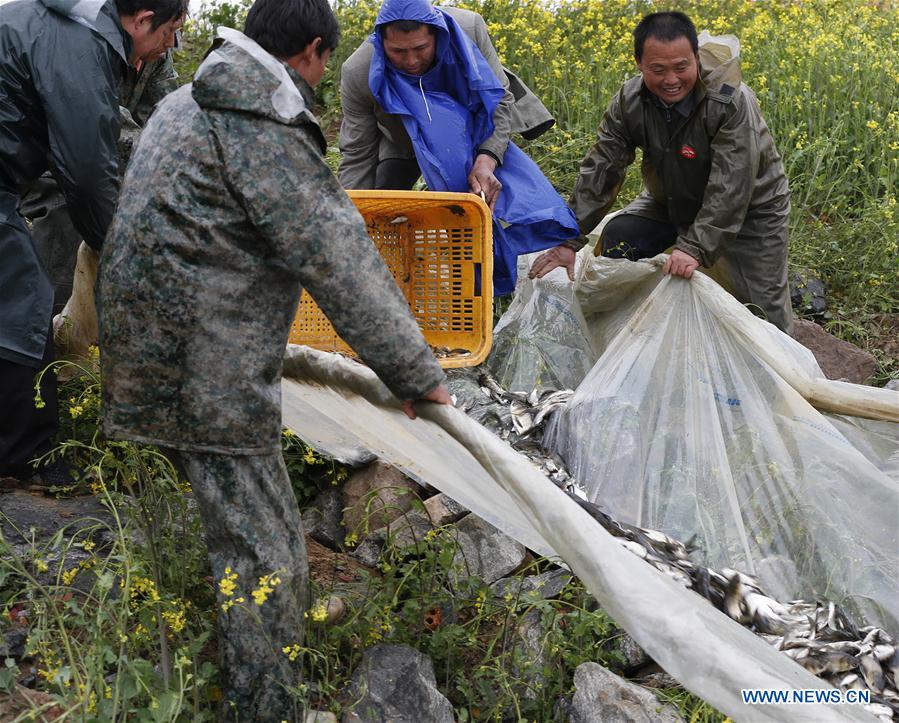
[340,0,580,295]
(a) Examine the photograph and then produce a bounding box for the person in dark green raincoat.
[529,12,793,333]
[0,0,185,484]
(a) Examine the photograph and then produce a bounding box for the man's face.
[382,25,436,76]
[636,36,699,104]
[130,12,184,64]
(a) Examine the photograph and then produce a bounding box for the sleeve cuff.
[476,149,501,166]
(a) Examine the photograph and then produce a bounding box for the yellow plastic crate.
[289,190,493,368]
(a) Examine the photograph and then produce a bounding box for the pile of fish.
[446,366,899,721]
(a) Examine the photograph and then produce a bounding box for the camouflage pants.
[173,450,309,722]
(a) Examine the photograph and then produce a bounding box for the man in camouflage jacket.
[529,12,792,333]
[99,0,449,718]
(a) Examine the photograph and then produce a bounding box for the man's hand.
[663,249,700,279]
[401,382,454,420]
[468,154,502,212]
[528,245,577,280]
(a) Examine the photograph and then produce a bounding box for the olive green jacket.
[569,45,790,269]
[100,33,445,454]
[338,6,554,188]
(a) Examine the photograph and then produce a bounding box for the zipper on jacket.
[419,77,432,123]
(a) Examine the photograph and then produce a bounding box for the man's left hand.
[468,154,502,212]
[663,249,700,279]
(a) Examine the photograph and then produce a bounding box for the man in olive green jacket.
[530,12,792,333]
[338,4,554,192]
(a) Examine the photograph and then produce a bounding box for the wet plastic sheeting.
[488,258,596,392]
[281,346,875,722]
[546,257,899,636]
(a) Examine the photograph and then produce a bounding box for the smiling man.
[529,12,793,333]
[0,0,185,485]
[338,0,580,295]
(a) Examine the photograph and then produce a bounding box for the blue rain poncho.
[368,0,579,295]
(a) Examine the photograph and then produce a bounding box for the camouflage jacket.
[100,31,445,454]
[117,50,178,168]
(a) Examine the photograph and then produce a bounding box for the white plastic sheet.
[547,256,899,635]
[281,346,876,722]
[488,255,596,392]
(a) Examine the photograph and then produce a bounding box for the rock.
[348,532,386,568]
[491,568,572,601]
[570,662,683,723]
[341,462,420,537]
[790,274,827,316]
[608,632,650,673]
[792,319,876,384]
[885,379,899,391]
[0,627,28,659]
[302,486,346,551]
[756,555,802,602]
[348,511,435,567]
[634,671,680,689]
[306,712,337,723]
[0,491,115,549]
[511,609,548,701]
[422,493,468,526]
[341,644,453,723]
[452,514,526,584]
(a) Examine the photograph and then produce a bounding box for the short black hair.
[633,12,698,61]
[244,0,340,58]
[115,0,188,29]
[378,19,436,39]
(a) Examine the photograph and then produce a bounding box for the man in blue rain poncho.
[338,0,579,295]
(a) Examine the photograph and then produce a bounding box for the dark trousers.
[375,158,420,191]
[600,213,678,260]
[0,324,57,476]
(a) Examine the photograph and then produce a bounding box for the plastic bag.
[53,241,99,360]
[487,251,596,392]
[547,257,899,634]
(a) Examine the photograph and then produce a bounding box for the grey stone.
[452,514,526,584]
[422,493,468,526]
[306,711,337,723]
[885,379,899,391]
[511,608,548,702]
[634,671,680,689]
[570,662,683,723]
[790,274,827,316]
[613,632,650,672]
[348,531,386,568]
[0,627,28,659]
[302,486,346,551]
[792,319,876,384]
[341,462,420,537]
[341,643,453,723]
[0,491,115,548]
[380,512,434,550]
[491,568,572,601]
[756,555,802,602]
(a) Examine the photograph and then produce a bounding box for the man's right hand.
[401,382,454,420]
[528,245,577,280]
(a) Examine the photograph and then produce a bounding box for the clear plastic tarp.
[487,256,596,393]
[281,346,877,722]
[545,255,899,635]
